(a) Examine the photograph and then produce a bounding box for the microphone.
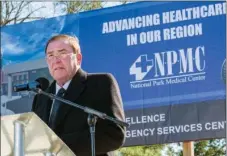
[13,77,49,92]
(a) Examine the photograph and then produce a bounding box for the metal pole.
[14,121,25,156]
[8,75,12,99]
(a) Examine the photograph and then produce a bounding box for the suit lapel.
[52,69,87,131]
[65,69,87,102]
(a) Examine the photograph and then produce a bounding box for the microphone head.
[35,77,49,90]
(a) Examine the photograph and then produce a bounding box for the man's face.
[46,39,82,86]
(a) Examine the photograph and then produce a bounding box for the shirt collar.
[55,80,71,94]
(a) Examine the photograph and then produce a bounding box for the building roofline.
[2,59,48,74]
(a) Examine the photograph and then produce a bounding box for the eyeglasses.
[46,51,73,60]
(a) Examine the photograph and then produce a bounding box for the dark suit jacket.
[32,69,126,156]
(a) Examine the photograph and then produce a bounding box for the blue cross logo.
[135,55,153,72]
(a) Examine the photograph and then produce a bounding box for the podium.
[1,112,76,156]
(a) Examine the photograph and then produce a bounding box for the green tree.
[195,139,225,156]
[118,145,165,156]
[167,139,226,156]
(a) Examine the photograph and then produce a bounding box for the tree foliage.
[195,139,225,156]
[167,139,226,156]
[118,145,165,156]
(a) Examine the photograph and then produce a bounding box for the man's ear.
[76,53,82,65]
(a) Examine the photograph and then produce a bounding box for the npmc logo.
[129,46,206,81]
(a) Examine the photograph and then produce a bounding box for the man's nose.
[52,56,62,63]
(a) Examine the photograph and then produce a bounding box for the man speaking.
[32,34,126,156]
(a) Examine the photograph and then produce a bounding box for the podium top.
[1,112,76,156]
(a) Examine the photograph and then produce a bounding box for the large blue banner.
[1,1,226,146]
[80,1,226,110]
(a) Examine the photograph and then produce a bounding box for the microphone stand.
[87,114,96,156]
[32,88,129,156]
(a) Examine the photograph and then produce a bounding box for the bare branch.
[19,6,45,23]
[1,1,131,26]
[1,1,46,26]
[53,1,121,15]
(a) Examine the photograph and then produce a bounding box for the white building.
[1,58,52,115]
